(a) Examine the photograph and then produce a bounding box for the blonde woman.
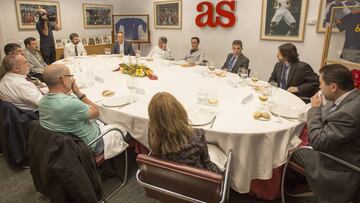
[148,92,221,174]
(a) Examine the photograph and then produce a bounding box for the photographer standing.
[36,8,59,65]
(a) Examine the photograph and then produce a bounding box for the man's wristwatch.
[78,93,86,100]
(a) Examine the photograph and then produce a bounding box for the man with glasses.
[183,37,205,65]
[0,55,43,111]
[39,64,103,154]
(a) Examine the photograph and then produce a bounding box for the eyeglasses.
[60,74,74,79]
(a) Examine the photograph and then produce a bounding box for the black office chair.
[0,100,38,168]
[28,121,128,203]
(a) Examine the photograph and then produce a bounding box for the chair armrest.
[319,151,360,173]
[88,127,125,146]
[220,149,232,203]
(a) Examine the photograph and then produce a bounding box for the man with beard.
[64,33,87,58]
[269,43,319,98]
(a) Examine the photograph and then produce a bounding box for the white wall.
[0,0,121,56]
[118,0,345,80]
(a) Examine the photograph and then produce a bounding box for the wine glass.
[127,77,136,94]
[197,89,208,104]
[269,82,278,104]
[258,86,270,109]
[250,71,259,84]
[104,48,111,55]
[135,49,141,58]
[239,68,248,85]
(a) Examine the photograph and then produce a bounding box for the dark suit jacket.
[112,41,135,56]
[302,89,360,202]
[222,53,249,74]
[29,121,102,203]
[269,61,319,98]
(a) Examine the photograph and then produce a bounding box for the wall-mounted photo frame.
[83,4,112,28]
[260,0,308,42]
[154,0,182,29]
[88,37,95,45]
[316,0,359,32]
[112,15,150,43]
[15,0,61,30]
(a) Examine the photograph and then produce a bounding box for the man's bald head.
[43,64,69,87]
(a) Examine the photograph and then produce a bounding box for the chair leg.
[281,160,291,203]
[104,149,128,201]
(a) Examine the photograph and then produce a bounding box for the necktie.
[329,103,337,113]
[280,64,289,89]
[75,45,78,56]
[227,56,236,72]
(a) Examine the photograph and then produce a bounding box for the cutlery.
[118,98,137,109]
[271,112,295,122]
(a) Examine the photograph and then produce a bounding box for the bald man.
[0,55,43,111]
[39,64,103,154]
[1,43,24,80]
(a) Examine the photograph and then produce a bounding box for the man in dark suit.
[221,40,249,74]
[269,43,319,98]
[112,31,135,56]
[289,64,360,202]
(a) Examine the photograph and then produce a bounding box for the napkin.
[101,124,129,160]
[241,94,253,105]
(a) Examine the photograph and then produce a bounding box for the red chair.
[136,149,232,203]
[281,146,360,203]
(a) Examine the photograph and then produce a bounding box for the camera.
[39,12,56,22]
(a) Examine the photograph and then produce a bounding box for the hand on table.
[287,86,299,93]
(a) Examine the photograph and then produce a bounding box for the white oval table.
[58,55,306,195]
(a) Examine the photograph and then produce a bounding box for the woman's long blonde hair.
[148,92,193,155]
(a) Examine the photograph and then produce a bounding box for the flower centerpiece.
[119,63,154,78]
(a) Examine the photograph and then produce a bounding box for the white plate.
[245,78,269,87]
[188,108,216,126]
[101,96,130,107]
[270,104,303,119]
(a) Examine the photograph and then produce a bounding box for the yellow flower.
[135,69,145,77]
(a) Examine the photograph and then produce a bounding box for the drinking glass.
[239,68,248,85]
[250,71,259,83]
[258,86,270,109]
[127,77,136,94]
[269,82,278,104]
[104,48,111,55]
[197,89,208,104]
[135,49,141,58]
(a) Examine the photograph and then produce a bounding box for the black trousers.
[41,45,56,65]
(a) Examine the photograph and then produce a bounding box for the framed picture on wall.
[154,0,182,29]
[316,0,358,32]
[112,15,150,43]
[83,4,113,28]
[260,0,309,42]
[15,0,61,30]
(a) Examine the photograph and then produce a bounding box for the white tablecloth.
[59,55,305,193]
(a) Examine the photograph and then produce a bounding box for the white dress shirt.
[147,45,172,59]
[184,49,205,64]
[0,73,43,111]
[64,42,87,58]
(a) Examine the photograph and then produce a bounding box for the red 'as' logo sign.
[195,0,236,28]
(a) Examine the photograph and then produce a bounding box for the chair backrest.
[136,150,232,203]
[0,100,38,167]
[28,121,103,203]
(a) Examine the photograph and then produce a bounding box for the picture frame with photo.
[316,0,359,32]
[101,36,110,44]
[15,0,61,30]
[113,15,150,43]
[88,37,96,46]
[154,0,182,29]
[83,4,112,28]
[82,38,88,46]
[95,36,102,45]
[55,39,63,48]
[260,0,309,42]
